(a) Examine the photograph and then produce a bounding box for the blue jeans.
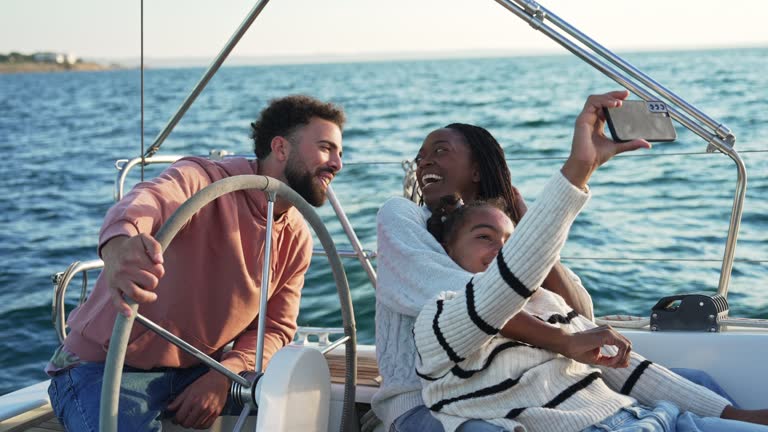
[391,405,508,432]
[48,362,210,432]
[670,368,738,407]
[393,370,733,432]
[583,401,768,432]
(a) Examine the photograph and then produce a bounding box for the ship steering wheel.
[98,175,358,432]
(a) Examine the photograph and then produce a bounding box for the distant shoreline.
[101,45,767,69]
[0,62,119,74]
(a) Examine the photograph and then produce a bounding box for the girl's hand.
[559,325,632,368]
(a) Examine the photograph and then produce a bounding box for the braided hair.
[427,195,509,246]
[444,123,522,225]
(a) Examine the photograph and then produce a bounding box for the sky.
[1,0,766,64]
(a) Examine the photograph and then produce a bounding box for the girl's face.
[445,206,514,273]
[416,128,481,210]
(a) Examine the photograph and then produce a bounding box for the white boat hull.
[2,328,767,431]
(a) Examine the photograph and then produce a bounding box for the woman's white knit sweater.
[373,194,479,428]
[411,173,730,432]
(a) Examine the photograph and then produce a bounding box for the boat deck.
[16,415,58,432]
[0,349,380,432]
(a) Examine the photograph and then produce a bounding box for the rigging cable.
[338,148,768,166]
[140,0,145,182]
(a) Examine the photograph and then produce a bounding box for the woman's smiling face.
[415,128,481,209]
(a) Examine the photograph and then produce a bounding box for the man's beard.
[284,154,329,207]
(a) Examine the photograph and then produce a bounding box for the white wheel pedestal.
[255,345,331,432]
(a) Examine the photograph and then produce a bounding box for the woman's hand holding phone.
[562,90,652,190]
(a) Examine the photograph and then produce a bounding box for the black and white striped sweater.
[413,173,729,432]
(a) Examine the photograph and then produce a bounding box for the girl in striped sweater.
[425,196,611,354]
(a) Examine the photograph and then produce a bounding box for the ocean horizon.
[78,43,766,69]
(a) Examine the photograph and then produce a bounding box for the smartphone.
[603,100,677,142]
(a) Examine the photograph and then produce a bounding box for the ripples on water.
[0,48,766,395]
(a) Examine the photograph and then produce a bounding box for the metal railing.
[52,259,104,342]
[492,0,747,300]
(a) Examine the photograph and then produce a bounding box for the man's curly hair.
[250,95,346,159]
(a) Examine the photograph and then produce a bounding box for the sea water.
[0,48,766,395]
